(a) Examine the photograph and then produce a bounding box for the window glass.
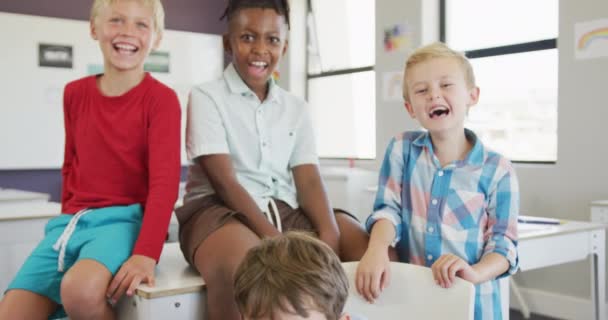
[446,0,558,51]
[308,0,375,73]
[444,0,558,162]
[307,0,376,159]
[466,49,558,162]
[308,71,376,159]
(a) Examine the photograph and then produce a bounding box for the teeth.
[250,61,267,67]
[114,43,137,51]
[429,105,448,112]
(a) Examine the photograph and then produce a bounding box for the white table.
[117,243,207,319]
[0,201,62,292]
[0,188,51,204]
[591,201,608,224]
[515,220,606,320]
[119,218,607,320]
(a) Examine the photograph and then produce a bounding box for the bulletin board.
[0,12,224,169]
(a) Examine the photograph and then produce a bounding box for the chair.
[342,261,475,320]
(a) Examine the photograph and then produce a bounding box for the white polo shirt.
[183,64,319,211]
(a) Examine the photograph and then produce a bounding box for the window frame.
[305,0,376,160]
[439,0,558,164]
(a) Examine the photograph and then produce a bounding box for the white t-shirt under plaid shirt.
[366,129,519,320]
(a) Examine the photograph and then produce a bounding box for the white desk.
[0,201,62,292]
[516,220,606,320]
[119,219,607,320]
[0,188,51,204]
[591,201,608,224]
[321,167,378,222]
[117,243,207,319]
[352,185,606,319]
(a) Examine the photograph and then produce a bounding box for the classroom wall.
[3,1,608,312]
[0,1,227,201]
[370,0,608,316]
[0,0,226,34]
[513,0,608,306]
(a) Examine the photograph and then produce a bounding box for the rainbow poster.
[575,19,608,60]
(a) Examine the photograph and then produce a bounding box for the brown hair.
[403,41,476,102]
[90,0,165,35]
[234,232,348,320]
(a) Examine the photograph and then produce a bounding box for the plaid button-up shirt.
[366,129,519,320]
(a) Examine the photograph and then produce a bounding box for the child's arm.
[287,103,339,250]
[431,252,509,288]
[433,158,519,288]
[199,154,280,238]
[60,84,76,212]
[482,158,519,276]
[356,136,408,302]
[356,219,396,303]
[364,136,407,237]
[108,88,182,302]
[292,164,339,253]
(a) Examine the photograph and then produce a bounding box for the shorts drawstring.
[52,208,91,272]
[263,198,282,232]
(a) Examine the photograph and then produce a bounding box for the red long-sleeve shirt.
[61,73,181,261]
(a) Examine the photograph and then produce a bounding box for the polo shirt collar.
[224,63,280,103]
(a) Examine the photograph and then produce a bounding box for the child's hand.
[431,253,480,288]
[106,254,156,304]
[355,246,391,303]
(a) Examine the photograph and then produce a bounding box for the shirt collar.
[224,63,280,103]
[412,128,486,167]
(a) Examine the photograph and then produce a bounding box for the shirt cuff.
[483,234,519,278]
[289,156,320,168]
[366,211,401,247]
[187,143,229,160]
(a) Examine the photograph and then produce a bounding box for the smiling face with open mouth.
[404,57,479,136]
[224,7,289,101]
[91,0,160,75]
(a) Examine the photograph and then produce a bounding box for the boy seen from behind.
[355,42,519,320]
[235,232,351,320]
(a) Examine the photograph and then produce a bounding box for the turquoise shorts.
[6,204,143,318]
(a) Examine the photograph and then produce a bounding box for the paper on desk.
[518,222,560,233]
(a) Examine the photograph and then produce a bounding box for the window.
[307,0,376,159]
[441,0,558,162]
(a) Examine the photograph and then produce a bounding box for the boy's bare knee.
[335,212,369,261]
[201,256,239,287]
[61,289,109,319]
[61,274,110,318]
[0,298,8,318]
[0,290,57,319]
[195,221,260,281]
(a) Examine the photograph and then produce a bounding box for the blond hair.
[403,42,476,102]
[90,0,165,34]
[234,232,348,320]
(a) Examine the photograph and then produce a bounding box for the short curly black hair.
[220,0,290,29]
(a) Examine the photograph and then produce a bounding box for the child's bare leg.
[61,259,114,320]
[336,212,369,261]
[194,219,261,320]
[336,212,399,261]
[0,289,57,319]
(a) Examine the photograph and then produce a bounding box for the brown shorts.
[175,195,355,265]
